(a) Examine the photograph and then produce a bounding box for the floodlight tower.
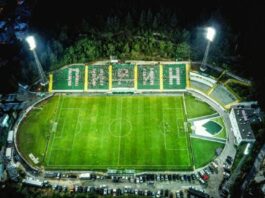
[25,36,48,86]
[200,27,216,72]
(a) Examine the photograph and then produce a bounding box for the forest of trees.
[24,9,238,72]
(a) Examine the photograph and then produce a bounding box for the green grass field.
[184,94,216,119]
[17,94,222,171]
[191,137,224,168]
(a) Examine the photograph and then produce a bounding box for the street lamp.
[25,35,48,86]
[200,27,216,71]
[244,143,251,155]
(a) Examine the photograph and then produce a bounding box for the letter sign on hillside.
[143,68,155,85]
[68,68,80,87]
[92,68,105,86]
[117,69,129,85]
[169,67,180,85]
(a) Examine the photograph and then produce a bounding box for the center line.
[117,98,123,165]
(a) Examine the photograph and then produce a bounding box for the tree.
[58,26,68,43]
[125,12,133,29]
[80,19,90,33]
[175,42,191,61]
[170,13,178,28]
[123,43,130,54]
[152,16,158,30]
[107,43,115,56]
[139,11,146,28]
[146,9,153,27]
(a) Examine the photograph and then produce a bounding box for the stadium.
[14,61,245,172]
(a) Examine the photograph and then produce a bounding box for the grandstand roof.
[6,165,19,182]
[22,177,44,187]
[233,107,256,141]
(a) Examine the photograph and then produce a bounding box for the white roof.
[7,130,14,142]
[23,177,43,187]
[79,173,91,178]
[5,147,12,158]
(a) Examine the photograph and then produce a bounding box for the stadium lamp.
[25,35,48,86]
[206,27,216,42]
[26,36,36,50]
[200,27,216,72]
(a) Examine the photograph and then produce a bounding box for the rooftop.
[233,107,257,140]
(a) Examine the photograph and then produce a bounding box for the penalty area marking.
[44,95,64,165]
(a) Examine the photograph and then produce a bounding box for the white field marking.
[163,132,189,151]
[176,119,186,138]
[73,109,83,136]
[51,122,58,132]
[54,96,65,133]
[46,164,191,167]
[51,108,80,151]
[163,96,190,162]
[46,96,192,167]
[60,107,83,110]
[69,109,81,150]
[162,108,183,110]
[45,95,63,164]
[48,108,81,165]
[162,121,188,151]
[47,96,66,165]
[161,105,189,152]
[108,119,132,138]
[117,98,123,165]
[55,119,64,138]
[181,96,193,167]
[182,94,188,116]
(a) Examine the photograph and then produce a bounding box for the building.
[22,177,44,187]
[6,164,19,182]
[0,163,4,181]
[5,147,12,160]
[0,114,9,127]
[7,130,13,144]
[229,104,262,145]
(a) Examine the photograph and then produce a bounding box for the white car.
[156,190,161,198]
[223,171,230,178]
[103,188,108,195]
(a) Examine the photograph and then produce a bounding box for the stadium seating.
[52,64,85,90]
[137,65,160,89]
[88,65,109,90]
[163,64,186,89]
[51,63,187,91]
[112,64,135,88]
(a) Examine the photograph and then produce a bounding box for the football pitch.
[17,94,219,170]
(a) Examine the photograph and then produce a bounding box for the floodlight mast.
[200,27,216,72]
[26,36,48,86]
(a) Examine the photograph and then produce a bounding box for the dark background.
[1,0,265,107]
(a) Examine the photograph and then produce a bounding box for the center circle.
[109,118,132,137]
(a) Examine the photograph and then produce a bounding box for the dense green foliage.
[28,10,236,72]
[51,31,189,70]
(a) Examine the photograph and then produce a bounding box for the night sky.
[1,0,265,106]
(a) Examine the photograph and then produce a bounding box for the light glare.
[244,143,251,155]
[206,27,216,42]
[26,36,36,50]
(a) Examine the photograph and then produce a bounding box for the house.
[229,104,262,145]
